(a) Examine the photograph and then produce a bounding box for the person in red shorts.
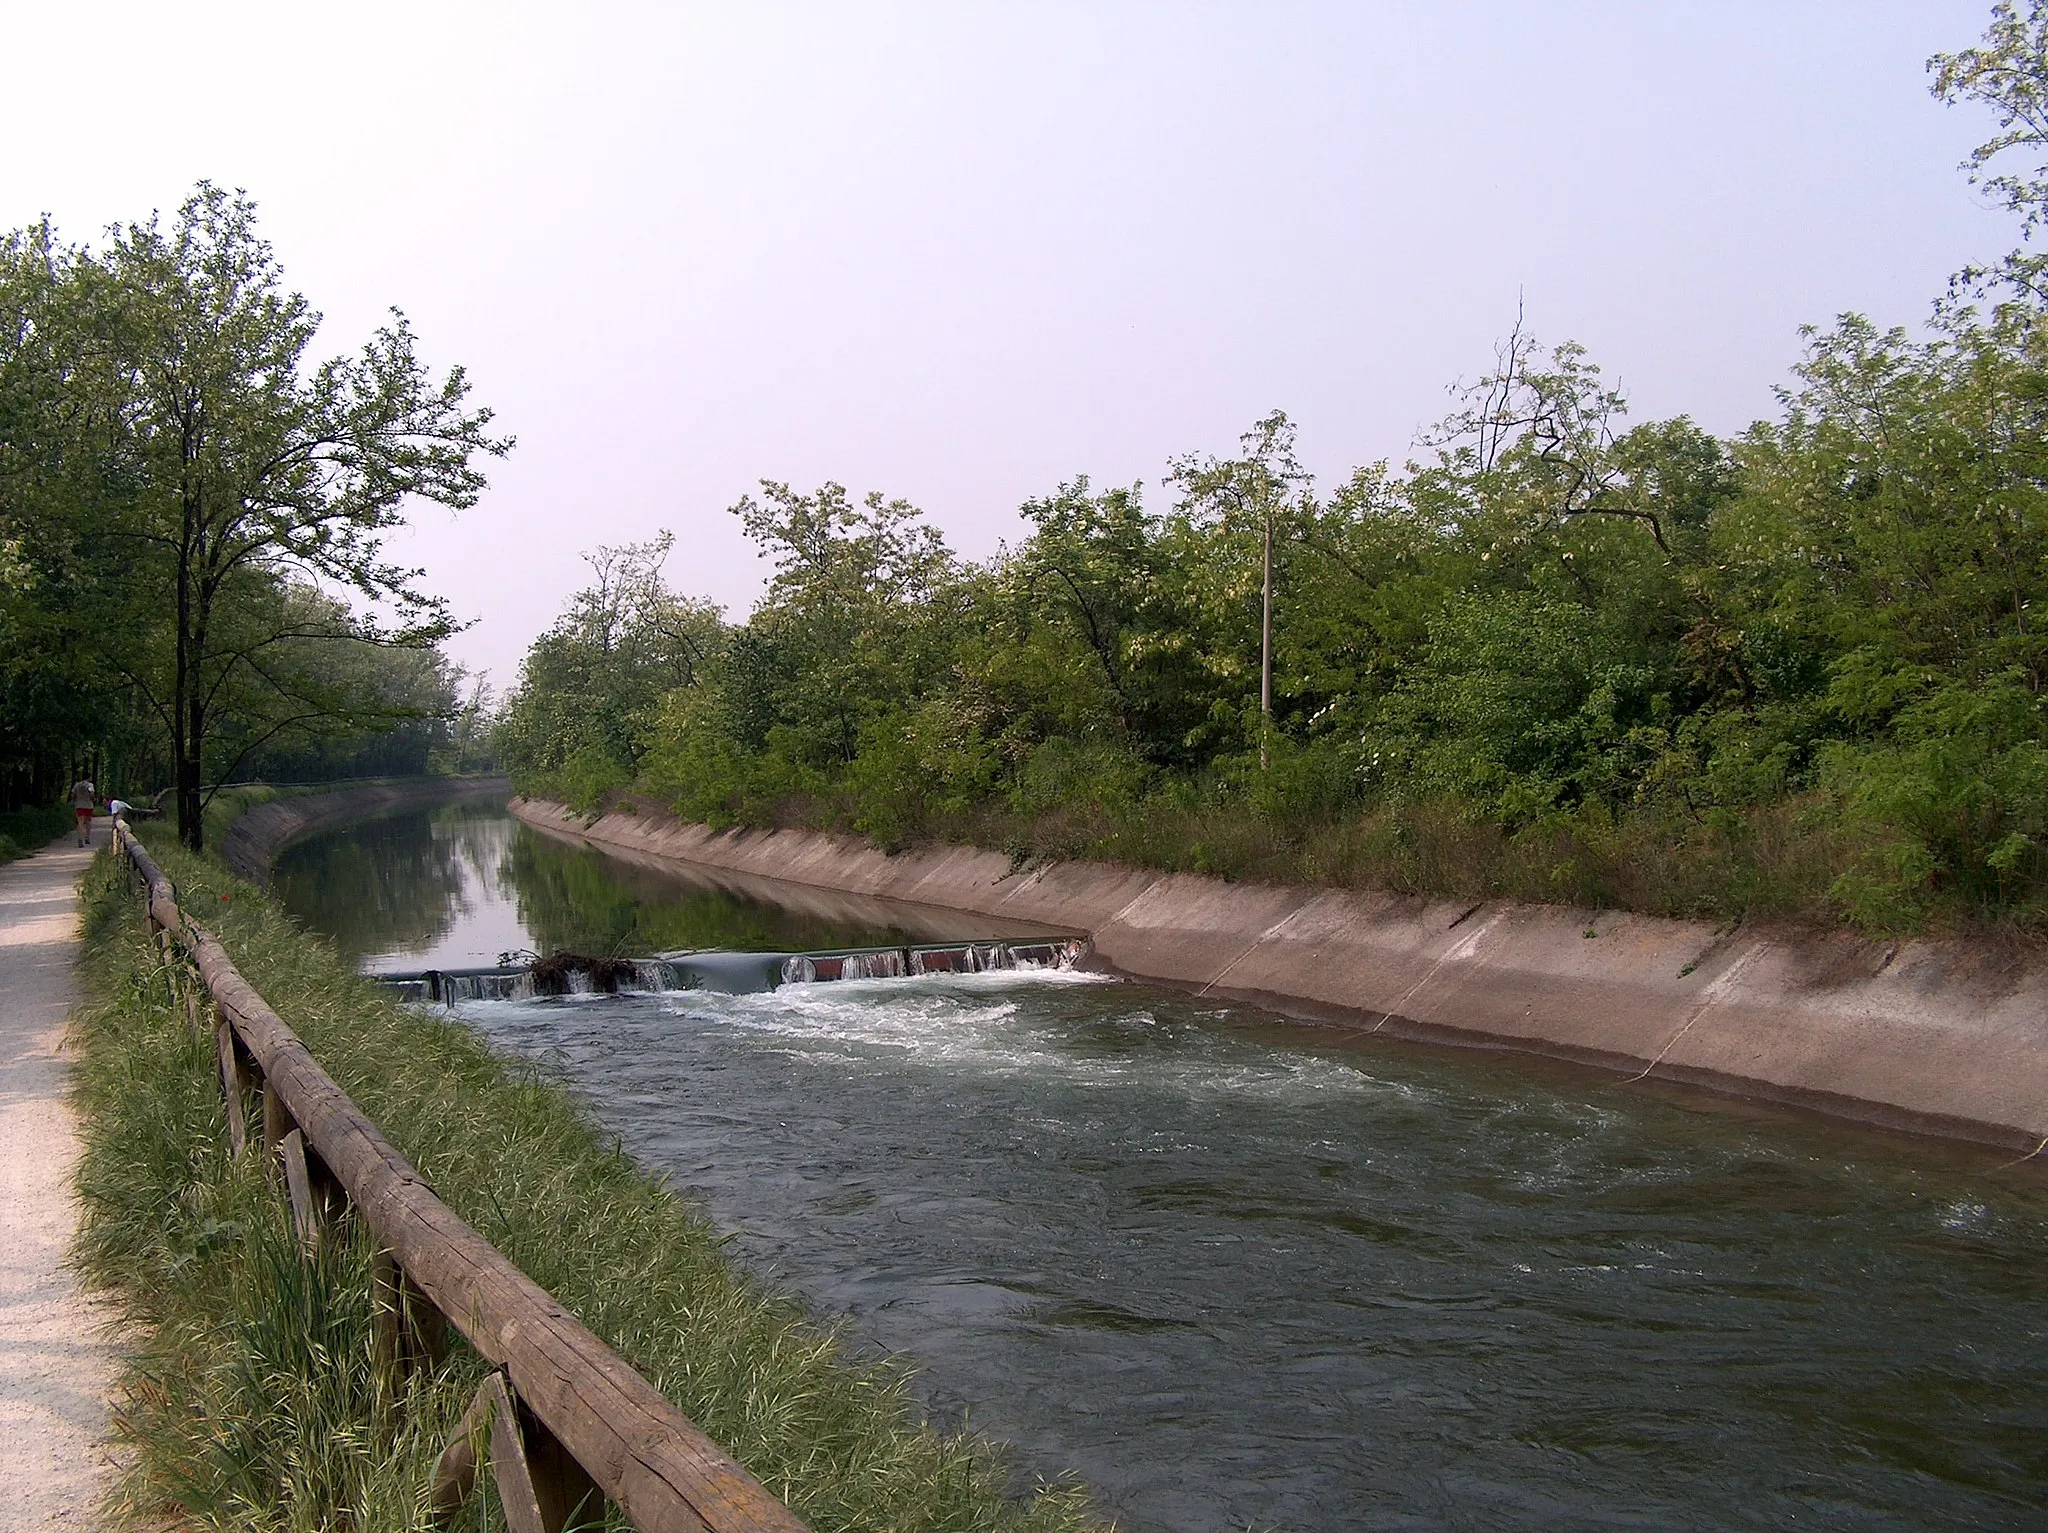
[69,776,96,846]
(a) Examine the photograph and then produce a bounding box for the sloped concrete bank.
[511,796,2048,1155]
[219,776,510,884]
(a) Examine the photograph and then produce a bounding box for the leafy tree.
[80,185,508,847]
[1933,0,2048,300]
[437,674,502,775]
[0,220,134,805]
[983,477,1218,769]
[1168,411,1313,763]
[222,609,470,783]
[495,533,724,803]
[1721,310,2048,910]
[724,480,955,768]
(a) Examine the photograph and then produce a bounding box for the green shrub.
[0,802,70,862]
[1821,677,2048,927]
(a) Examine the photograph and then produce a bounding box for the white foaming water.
[666,969,1428,1110]
[1941,1199,1993,1233]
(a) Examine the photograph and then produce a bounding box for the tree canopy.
[497,4,2048,931]
[0,185,507,845]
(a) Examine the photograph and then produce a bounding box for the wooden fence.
[113,822,813,1533]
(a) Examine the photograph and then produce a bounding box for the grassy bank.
[600,785,1863,933]
[0,802,72,863]
[198,775,499,850]
[70,832,1100,1532]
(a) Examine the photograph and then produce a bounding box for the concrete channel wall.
[510,796,2048,1155]
[219,777,511,884]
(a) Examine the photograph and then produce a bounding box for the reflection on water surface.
[272,801,1017,970]
[274,806,2048,1532]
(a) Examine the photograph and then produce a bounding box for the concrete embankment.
[511,796,2048,1155]
[219,777,510,884]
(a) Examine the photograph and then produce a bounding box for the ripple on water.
[277,803,2048,1533]
[444,973,2048,1533]
[673,974,1439,1115]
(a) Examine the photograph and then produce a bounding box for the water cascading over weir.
[375,939,1087,1004]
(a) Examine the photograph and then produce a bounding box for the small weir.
[376,939,1086,1005]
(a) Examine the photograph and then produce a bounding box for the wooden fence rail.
[114,822,812,1533]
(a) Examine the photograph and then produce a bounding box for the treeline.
[0,186,504,845]
[499,11,2048,932]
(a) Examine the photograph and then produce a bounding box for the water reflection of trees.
[277,806,939,965]
[502,827,916,955]
[272,808,472,963]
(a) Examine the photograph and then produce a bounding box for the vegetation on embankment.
[203,774,511,884]
[198,773,499,848]
[69,830,1101,1533]
[496,13,2048,938]
[0,802,71,864]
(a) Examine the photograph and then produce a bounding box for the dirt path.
[0,827,116,1531]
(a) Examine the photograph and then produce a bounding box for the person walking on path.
[0,830,118,1529]
[67,779,95,848]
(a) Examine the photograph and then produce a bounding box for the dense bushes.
[0,802,70,864]
[494,9,2048,933]
[497,308,2048,931]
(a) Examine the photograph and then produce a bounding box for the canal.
[272,800,2048,1531]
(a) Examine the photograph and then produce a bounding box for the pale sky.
[4,2,2018,687]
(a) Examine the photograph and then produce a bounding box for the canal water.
[273,802,2048,1531]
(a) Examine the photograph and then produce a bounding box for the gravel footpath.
[0,827,116,1531]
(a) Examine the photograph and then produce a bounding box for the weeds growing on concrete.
[932,793,1861,927]
[69,835,1102,1532]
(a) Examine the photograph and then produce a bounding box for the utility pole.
[1167,409,1301,775]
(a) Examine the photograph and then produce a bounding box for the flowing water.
[275,802,2048,1531]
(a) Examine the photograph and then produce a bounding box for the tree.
[495,532,726,801]
[1168,411,1313,765]
[213,593,471,782]
[1425,317,1693,554]
[83,185,509,847]
[724,480,954,767]
[1004,477,1160,737]
[0,220,133,806]
[1933,0,2048,301]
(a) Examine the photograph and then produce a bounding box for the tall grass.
[199,783,287,849]
[70,836,1103,1532]
[0,802,71,863]
[931,794,1860,927]
[671,781,1872,929]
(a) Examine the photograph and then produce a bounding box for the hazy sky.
[3,2,2019,686]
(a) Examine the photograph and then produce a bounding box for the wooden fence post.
[148,920,179,1009]
[216,1010,250,1156]
[369,1250,444,1404]
[262,1076,295,1152]
[427,1378,492,1525]
[279,1128,321,1254]
[489,1375,551,1533]
[179,954,204,1037]
[518,1398,604,1533]
[430,1373,602,1533]
[406,1270,449,1368]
